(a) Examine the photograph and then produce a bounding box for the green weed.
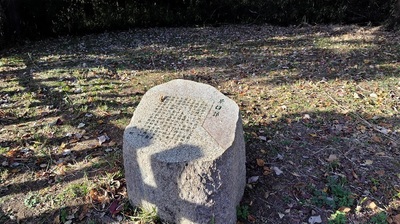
[24,192,40,208]
[55,182,90,205]
[328,177,354,208]
[0,146,9,154]
[127,207,159,223]
[370,178,380,186]
[369,212,388,224]
[237,205,249,220]
[327,160,340,172]
[60,207,68,223]
[0,169,9,183]
[311,176,354,210]
[328,210,346,224]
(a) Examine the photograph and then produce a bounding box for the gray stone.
[123,79,246,224]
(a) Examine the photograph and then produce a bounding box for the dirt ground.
[1,24,399,223]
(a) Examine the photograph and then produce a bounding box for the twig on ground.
[27,52,41,71]
[324,91,400,145]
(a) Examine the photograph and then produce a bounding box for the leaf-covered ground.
[0,24,399,223]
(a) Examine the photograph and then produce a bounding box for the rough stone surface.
[123,79,246,224]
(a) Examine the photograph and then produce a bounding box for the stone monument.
[123,79,246,224]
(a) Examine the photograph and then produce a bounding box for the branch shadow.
[0,24,399,223]
[241,110,399,223]
[1,25,398,88]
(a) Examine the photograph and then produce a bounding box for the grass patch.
[125,206,159,223]
[368,212,388,224]
[237,205,250,220]
[55,182,90,205]
[24,192,41,208]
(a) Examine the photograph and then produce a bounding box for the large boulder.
[123,79,246,223]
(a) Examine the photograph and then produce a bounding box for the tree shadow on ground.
[241,110,399,223]
[0,24,399,223]
[1,25,398,85]
[0,62,135,222]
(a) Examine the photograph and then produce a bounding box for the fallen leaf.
[371,135,382,143]
[273,166,283,175]
[338,207,351,213]
[256,159,265,167]
[248,176,259,183]
[78,204,88,221]
[259,136,267,141]
[109,200,123,216]
[62,149,71,156]
[391,214,400,224]
[89,189,101,202]
[53,215,60,224]
[247,214,256,222]
[308,215,322,224]
[6,150,18,158]
[59,142,67,150]
[77,123,85,128]
[75,133,83,139]
[375,170,385,176]
[327,154,338,162]
[352,170,358,179]
[375,126,390,134]
[11,162,20,167]
[291,172,301,177]
[263,167,272,176]
[66,214,74,220]
[98,134,109,145]
[278,212,285,219]
[357,125,367,133]
[370,93,378,98]
[368,201,377,210]
[364,160,373,165]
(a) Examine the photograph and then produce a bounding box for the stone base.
[123,79,246,223]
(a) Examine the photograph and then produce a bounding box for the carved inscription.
[137,96,211,145]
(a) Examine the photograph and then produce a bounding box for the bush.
[0,2,5,46]
[0,0,397,47]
